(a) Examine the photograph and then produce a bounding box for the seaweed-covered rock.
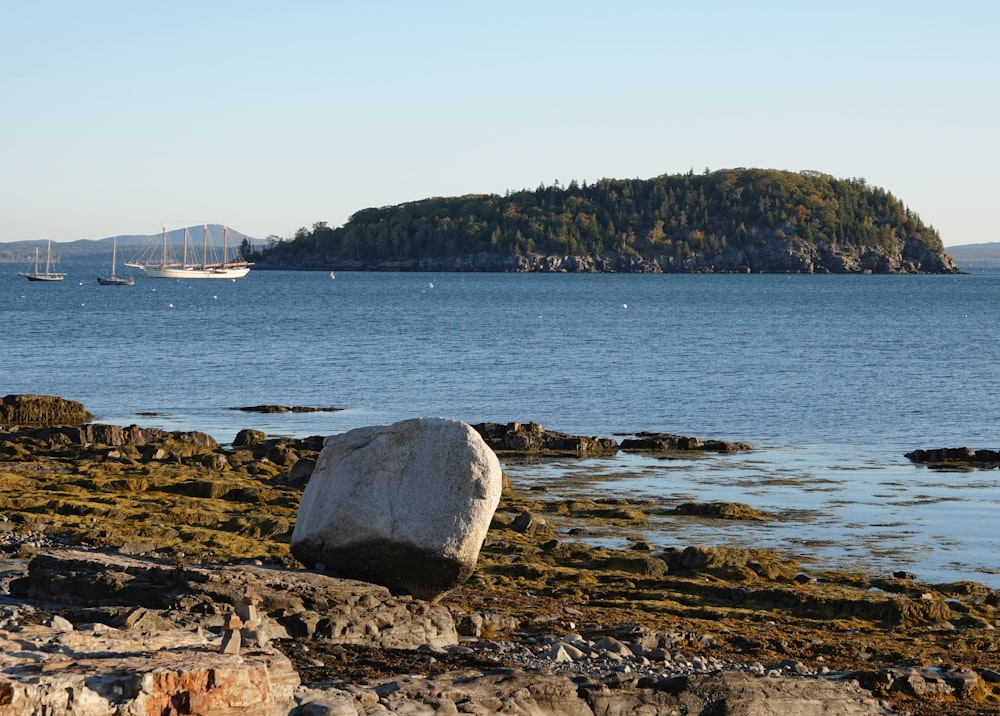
[233,428,267,447]
[473,421,619,455]
[667,545,797,581]
[0,394,92,427]
[237,404,292,413]
[621,431,752,453]
[905,447,1000,467]
[235,405,344,414]
[669,501,768,521]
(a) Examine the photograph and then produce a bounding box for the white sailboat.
[18,241,66,282]
[97,238,135,286]
[125,224,252,279]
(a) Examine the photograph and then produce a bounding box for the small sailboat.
[18,241,66,282]
[97,238,135,286]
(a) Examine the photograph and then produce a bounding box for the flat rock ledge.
[12,549,458,650]
[234,405,345,414]
[473,422,751,457]
[906,447,1000,468]
[0,549,890,716]
[0,622,299,716]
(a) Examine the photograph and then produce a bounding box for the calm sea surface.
[2,266,999,586]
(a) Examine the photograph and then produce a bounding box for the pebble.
[488,629,816,683]
[47,615,74,632]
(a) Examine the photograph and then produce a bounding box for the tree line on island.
[252,168,959,274]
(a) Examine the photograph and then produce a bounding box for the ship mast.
[161,223,167,268]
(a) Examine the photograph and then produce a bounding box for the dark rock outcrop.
[234,404,344,413]
[669,501,767,520]
[906,447,1000,467]
[272,245,960,275]
[0,422,218,449]
[232,428,267,447]
[0,394,92,426]
[472,423,752,456]
[403,242,960,275]
[473,421,619,456]
[621,431,753,453]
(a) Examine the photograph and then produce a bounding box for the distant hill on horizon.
[0,226,261,265]
[945,242,1000,271]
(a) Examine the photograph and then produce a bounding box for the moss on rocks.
[668,501,768,521]
[0,394,93,427]
[1,413,999,716]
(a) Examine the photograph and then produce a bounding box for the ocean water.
[2,266,999,586]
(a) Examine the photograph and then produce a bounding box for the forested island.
[255,168,959,274]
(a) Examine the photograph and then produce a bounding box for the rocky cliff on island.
[1,395,998,715]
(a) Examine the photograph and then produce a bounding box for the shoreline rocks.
[621,431,753,453]
[0,394,92,427]
[262,241,961,275]
[234,405,345,414]
[472,422,752,456]
[906,447,1000,468]
[2,400,998,714]
[0,549,891,716]
[12,545,989,715]
[473,421,619,456]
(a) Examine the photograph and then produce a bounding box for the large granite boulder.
[290,417,503,600]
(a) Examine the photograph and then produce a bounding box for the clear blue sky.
[3,1,996,246]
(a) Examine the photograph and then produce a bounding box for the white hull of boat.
[125,224,252,279]
[135,265,251,279]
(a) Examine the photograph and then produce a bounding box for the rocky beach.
[1,395,998,715]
